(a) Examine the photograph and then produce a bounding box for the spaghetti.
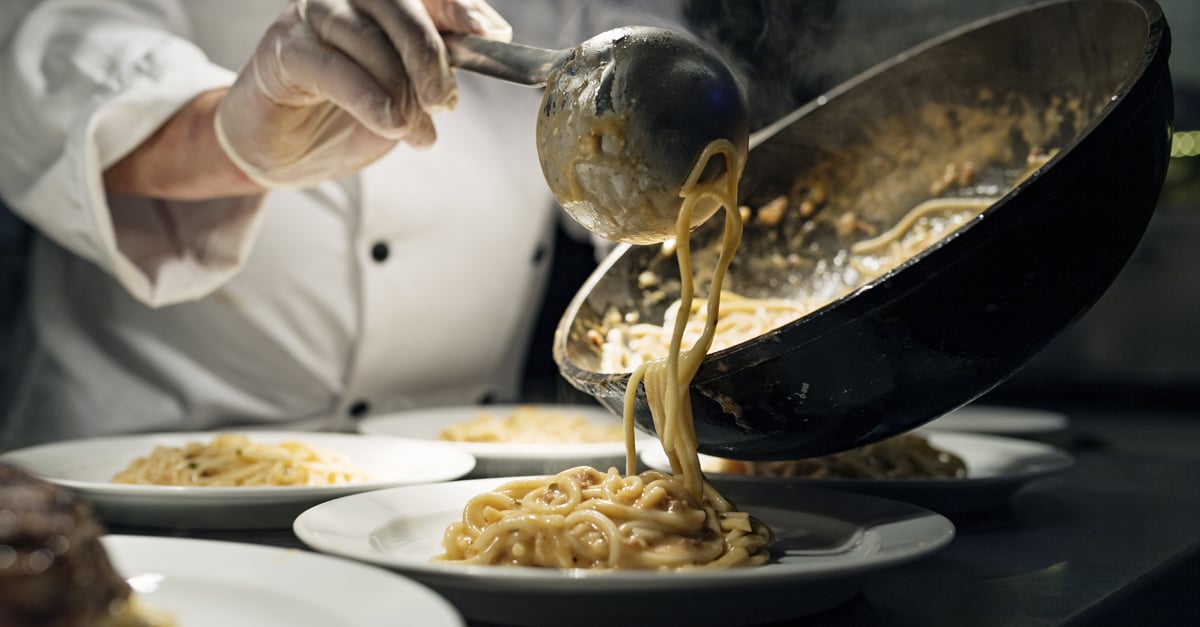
[437,466,768,569]
[437,139,772,570]
[707,433,967,480]
[599,196,1000,373]
[438,406,623,444]
[600,291,808,373]
[595,145,1069,370]
[110,433,372,487]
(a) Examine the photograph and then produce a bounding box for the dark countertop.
[111,406,1200,627]
[774,407,1200,627]
[857,455,1200,626]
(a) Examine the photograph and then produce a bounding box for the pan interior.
[559,0,1153,377]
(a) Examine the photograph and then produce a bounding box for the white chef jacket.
[0,0,621,449]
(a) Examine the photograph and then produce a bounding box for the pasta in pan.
[599,291,808,373]
[438,139,772,570]
[110,433,372,487]
[598,196,998,373]
[596,148,1058,372]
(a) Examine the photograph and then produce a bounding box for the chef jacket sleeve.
[0,0,266,308]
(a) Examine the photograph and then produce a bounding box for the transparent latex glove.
[215,0,512,188]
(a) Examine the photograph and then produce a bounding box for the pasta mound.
[437,466,770,569]
[709,433,967,480]
[111,433,371,487]
[438,406,623,444]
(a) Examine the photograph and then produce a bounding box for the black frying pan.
[554,0,1173,460]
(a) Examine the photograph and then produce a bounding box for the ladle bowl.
[535,27,748,244]
[554,0,1173,460]
[447,26,748,244]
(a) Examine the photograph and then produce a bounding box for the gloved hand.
[214,0,512,188]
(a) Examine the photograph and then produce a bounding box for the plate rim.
[292,475,956,589]
[0,430,478,498]
[640,430,1075,490]
[356,403,653,461]
[101,534,464,626]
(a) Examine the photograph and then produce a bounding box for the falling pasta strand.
[437,139,772,570]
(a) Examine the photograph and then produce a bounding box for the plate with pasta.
[293,475,954,626]
[103,535,464,627]
[640,431,1074,513]
[0,431,476,529]
[357,404,654,478]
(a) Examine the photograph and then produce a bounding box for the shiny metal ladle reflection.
[446,26,749,244]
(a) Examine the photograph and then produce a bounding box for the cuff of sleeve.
[105,194,267,307]
[79,43,267,307]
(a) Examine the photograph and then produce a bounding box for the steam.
[680,0,1035,129]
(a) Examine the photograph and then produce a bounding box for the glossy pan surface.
[554,0,1173,459]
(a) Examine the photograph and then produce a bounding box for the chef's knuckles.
[214,0,511,188]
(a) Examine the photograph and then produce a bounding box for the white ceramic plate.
[294,477,955,627]
[357,404,652,478]
[641,431,1074,513]
[0,431,476,529]
[103,535,463,627]
[925,404,1069,434]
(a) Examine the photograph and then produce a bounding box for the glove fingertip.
[426,89,459,115]
[406,114,438,149]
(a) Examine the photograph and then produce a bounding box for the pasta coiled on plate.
[110,433,372,487]
[437,466,770,569]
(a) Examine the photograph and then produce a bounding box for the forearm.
[103,89,264,200]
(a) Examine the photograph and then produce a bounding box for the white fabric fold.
[0,0,265,307]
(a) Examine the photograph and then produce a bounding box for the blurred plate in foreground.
[104,535,463,627]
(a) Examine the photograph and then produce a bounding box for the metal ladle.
[446,26,749,244]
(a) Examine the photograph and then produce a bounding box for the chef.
[0,0,616,449]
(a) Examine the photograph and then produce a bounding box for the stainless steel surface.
[444,34,568,86]
[447,27,749,244]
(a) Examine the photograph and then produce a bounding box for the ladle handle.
[444,34,570,87]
